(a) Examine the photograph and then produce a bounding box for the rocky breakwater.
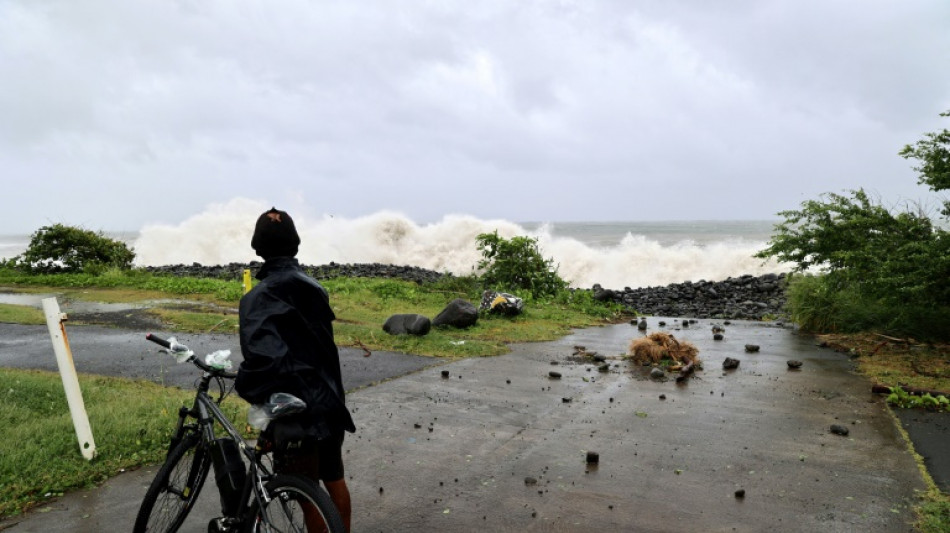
[140,262,447,284]
[591,273,788,320]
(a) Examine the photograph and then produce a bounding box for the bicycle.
[133,333,345,533]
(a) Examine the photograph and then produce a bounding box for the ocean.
[0,203,786,290]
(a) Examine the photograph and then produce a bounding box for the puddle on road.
[0,292,148,313]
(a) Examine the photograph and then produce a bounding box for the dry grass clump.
[628,332,699,365]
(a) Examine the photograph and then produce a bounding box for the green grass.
[0,368,247,517]
[0,303,46,325]
[0,267,244,302]
[0,268,627,357]
[918,496,950,533]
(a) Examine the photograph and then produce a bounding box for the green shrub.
[475,231,567,299]
[784,273,950,340]
[16,224,135,273]
[886,386,950,412]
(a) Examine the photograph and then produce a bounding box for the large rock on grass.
[383,314,432,336]
[433,298,478,329]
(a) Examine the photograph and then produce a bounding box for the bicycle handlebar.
[145,333,172,349]
[146,333,239,379]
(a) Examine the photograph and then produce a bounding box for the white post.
[42,297,97,461]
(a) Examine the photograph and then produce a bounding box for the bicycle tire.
[133,433,211,533]
[242,474,345,533]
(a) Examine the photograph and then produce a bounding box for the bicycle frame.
[175,369,279,526]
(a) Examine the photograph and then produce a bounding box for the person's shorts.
[274,432,345,482]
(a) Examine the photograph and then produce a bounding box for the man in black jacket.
[236,207,355,532]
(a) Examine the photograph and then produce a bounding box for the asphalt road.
[0,319,937,532]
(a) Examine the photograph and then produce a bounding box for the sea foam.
[131,197,787,289]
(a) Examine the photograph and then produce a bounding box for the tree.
[900,110,950,214]
[475,231,567,299]
[754,190,947,306]
[18,224,136,273]
[756,111,950,338]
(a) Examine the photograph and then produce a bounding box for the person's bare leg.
[323,478,351,533]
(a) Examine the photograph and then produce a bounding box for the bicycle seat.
[247,392,307,430]
[265,392,307,418]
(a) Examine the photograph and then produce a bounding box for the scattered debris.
[871,384,950,397]
[355,338,373,357]
[586,451,600,464]
[830,424,850,436]
[713,333,724,341]
[650,367,667,381]
[549,371,562,379]
[787,360,803,369]
[659,394,667,400]
[735,489,746,499]
[525,477,538,486]
[723,357,740,370]
[628,332,700,366]
[675,361,696,382]
[441,370,450,378]
[745,344,760,353]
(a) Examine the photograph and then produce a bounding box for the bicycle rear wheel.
[133,433,211,533]
[242,474,344,533]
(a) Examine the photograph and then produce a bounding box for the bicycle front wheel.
[243,474,344,533]
[133,433,211,533]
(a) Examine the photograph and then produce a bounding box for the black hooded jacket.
[236,257,355,436]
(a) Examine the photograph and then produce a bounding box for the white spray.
[131,198,788,289]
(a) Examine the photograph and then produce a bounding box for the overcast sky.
[2,0,949,235]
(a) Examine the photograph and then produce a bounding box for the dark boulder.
[433,298,478,329]
[383,313,431,336]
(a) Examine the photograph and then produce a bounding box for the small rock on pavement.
[650,367,666,380]
[713,333,724,341]
[441,370,450,378]
[549,371,562,379]
[525,477,538,486]
[830,424,850,436]
[745,344,760,353]
[787,360,803,369]
[735,489,746,499]
[586,451,600,464]
[723,357,740,370]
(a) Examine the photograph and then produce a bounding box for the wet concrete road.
[0,319,929,532]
